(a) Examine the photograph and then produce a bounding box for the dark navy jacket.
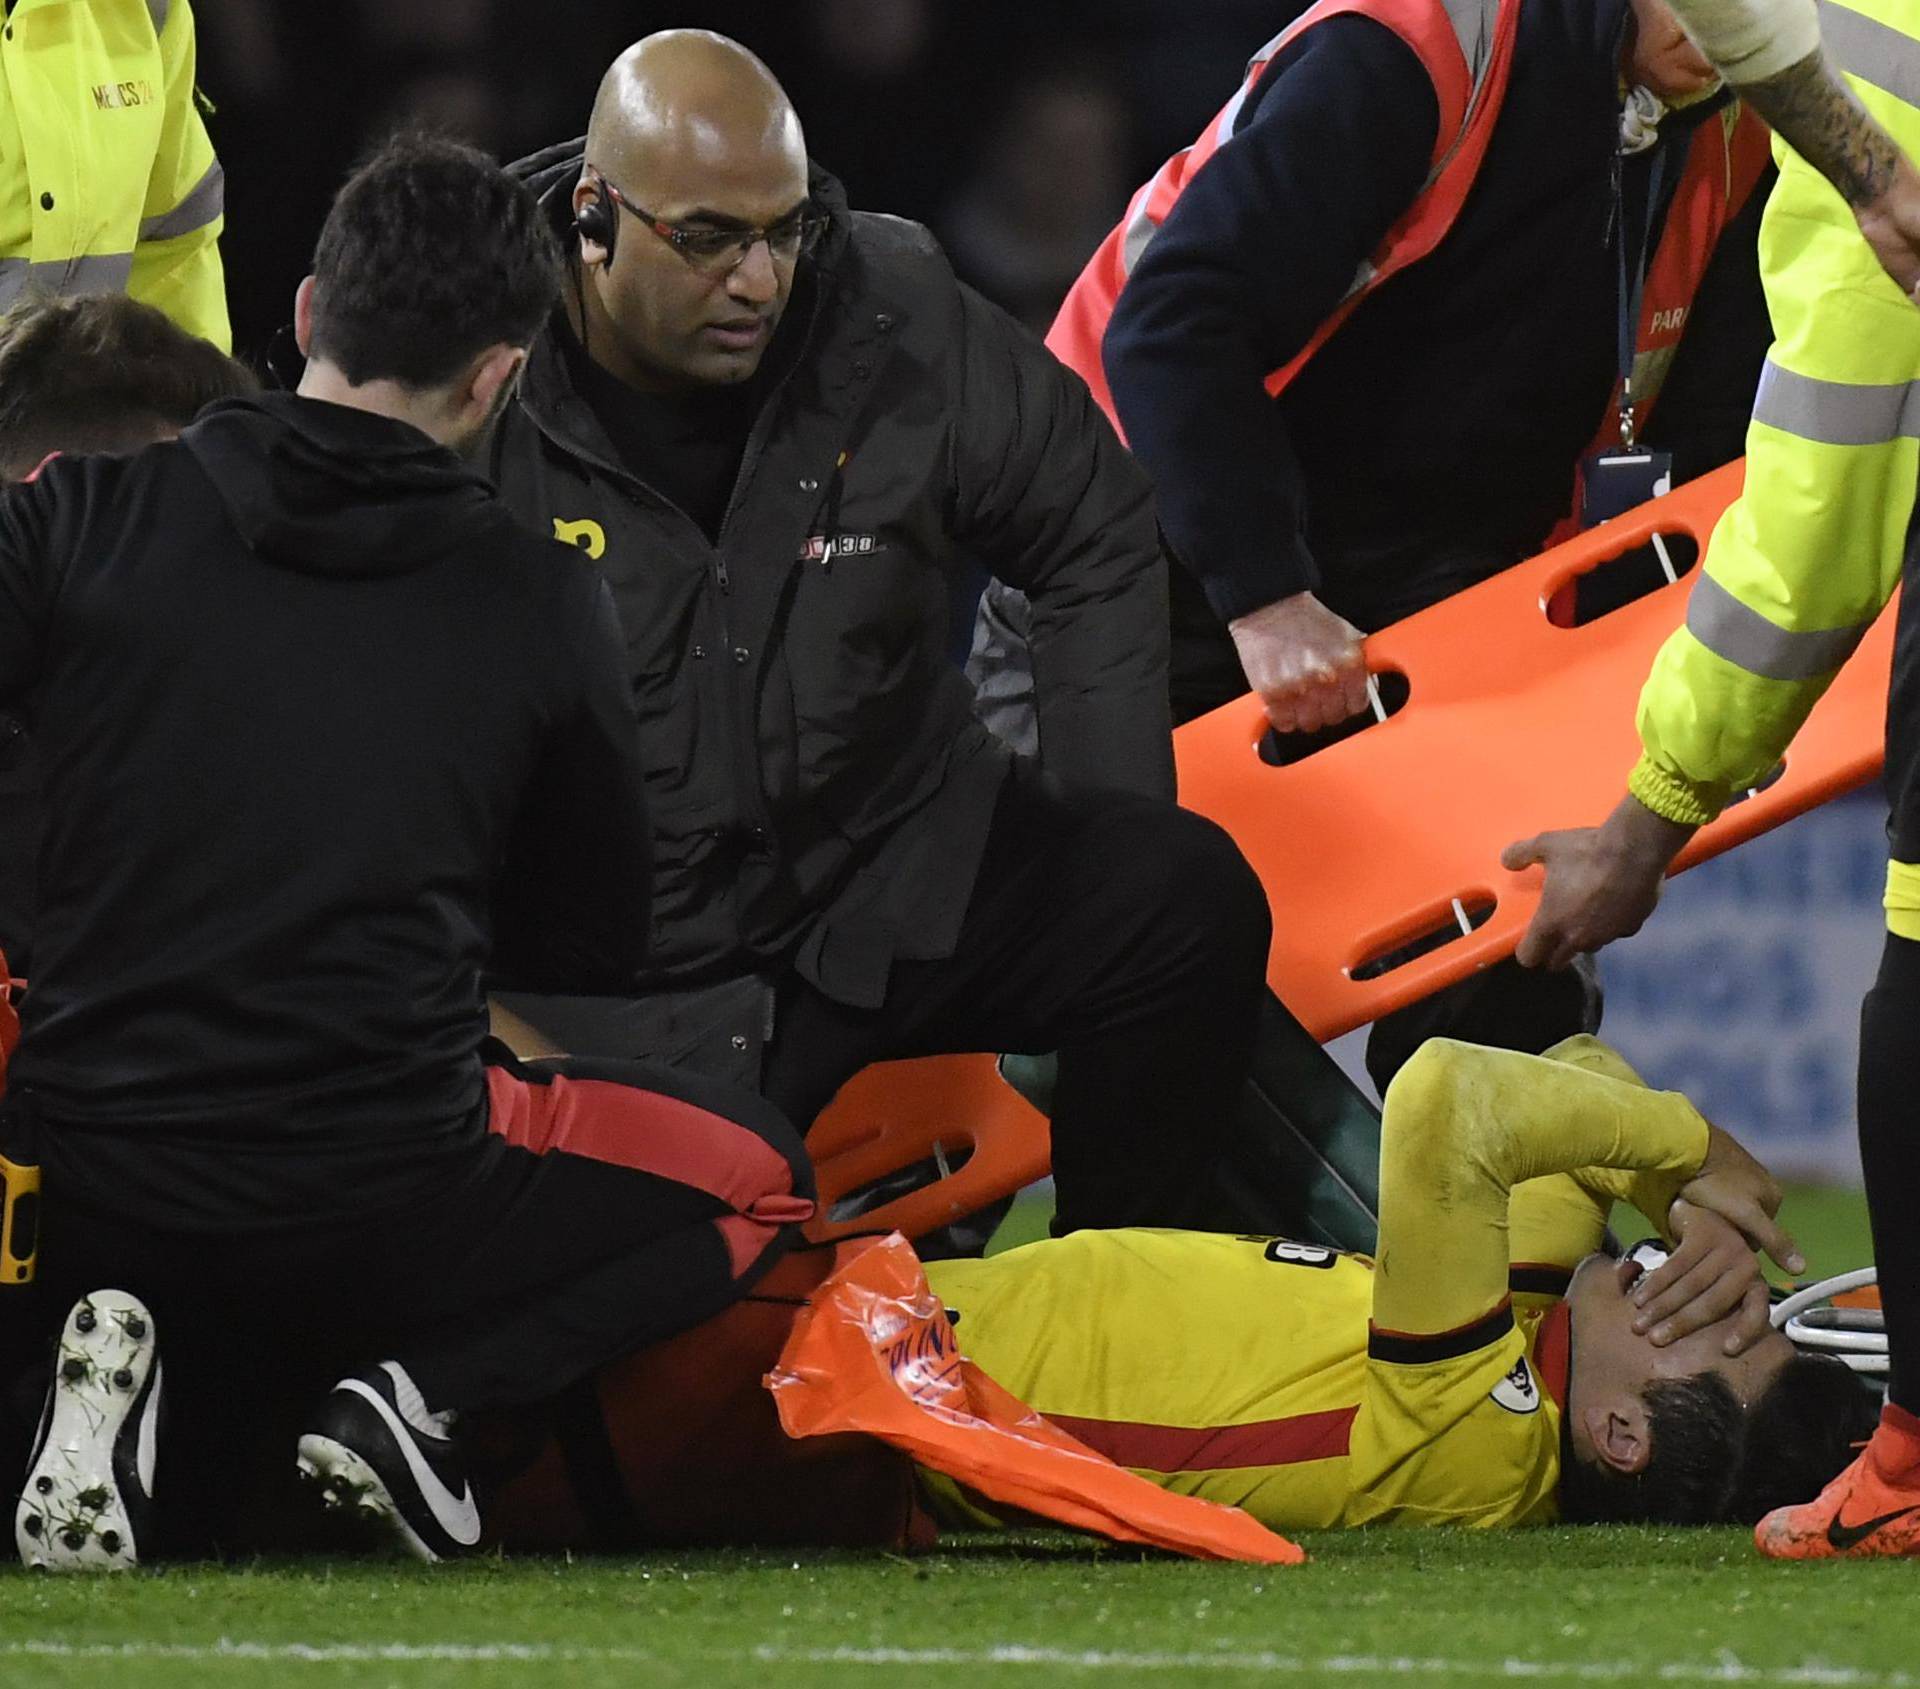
[1104,0,1766,644]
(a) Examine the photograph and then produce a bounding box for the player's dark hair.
[0,293,257,480]
[1558,1354,1879,1526]
[308,132,561,392]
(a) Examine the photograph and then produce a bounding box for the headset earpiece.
[576,182,617,268]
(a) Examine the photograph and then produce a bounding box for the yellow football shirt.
[925,1036,1709,1531]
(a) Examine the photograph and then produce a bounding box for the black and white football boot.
[296,1361,480,1563]
[15,1289,161,1572]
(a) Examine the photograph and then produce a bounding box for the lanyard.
[1613,142,1671,450]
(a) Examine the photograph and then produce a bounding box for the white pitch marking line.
[0,1641,1911,1683]
[765,1650,1912,1684]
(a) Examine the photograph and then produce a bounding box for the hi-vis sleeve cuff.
[1669,0,1821,83]
[1886,860,1920,940]
[1629,751,1725,827]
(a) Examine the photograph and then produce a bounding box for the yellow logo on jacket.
[552,518,606,560]
[91,81,155,110]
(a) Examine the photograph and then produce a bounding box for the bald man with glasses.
[484,31,1272,1239]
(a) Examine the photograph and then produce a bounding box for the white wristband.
[1667,0,1823,85]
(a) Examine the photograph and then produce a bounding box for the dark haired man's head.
[0,293,258,480]
[1560,1248,1879,1524]
[572,31,810,393]
[297,133,561,447]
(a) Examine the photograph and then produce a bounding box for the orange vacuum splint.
[804,461,1895,1243]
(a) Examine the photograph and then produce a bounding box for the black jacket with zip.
[487,145,1172,1011]
[0,394,651,1226]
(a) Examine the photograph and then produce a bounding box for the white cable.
[1771,1267,1879,1328]
[1772,1269,1888,1379]
[1783,1311,1887,1356]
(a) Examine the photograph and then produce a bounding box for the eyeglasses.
[590,170,827,275]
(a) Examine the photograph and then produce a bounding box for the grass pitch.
[5,1531,1915,1689]
[0,1183,1895,1689]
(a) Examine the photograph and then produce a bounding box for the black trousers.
[762,764,1272,1234]
[15,1053,812,1554]
[1858,938,1919,1412]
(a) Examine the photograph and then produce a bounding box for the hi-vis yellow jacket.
[0,0,228,349]
[1631,0,1920,837]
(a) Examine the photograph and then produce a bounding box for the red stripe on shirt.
[1043,1405,1357,1473]
[484,1065,814,1225]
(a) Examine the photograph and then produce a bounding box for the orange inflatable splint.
[767,1231,1306,1565]
[1175,459,1895,1041]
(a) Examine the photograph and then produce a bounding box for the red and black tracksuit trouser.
[12,1051,813,1554]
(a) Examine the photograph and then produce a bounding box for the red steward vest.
[1047,0,1772,479]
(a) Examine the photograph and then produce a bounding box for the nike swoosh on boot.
[1826,1503,1920,1553]
[338,1378,481,1546]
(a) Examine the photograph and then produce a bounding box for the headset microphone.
[576,178,617,267]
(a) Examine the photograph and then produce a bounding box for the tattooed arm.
[1736,45,1920,297]
[1665,0,1920,295]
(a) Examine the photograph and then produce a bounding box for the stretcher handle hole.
[1722,758,1786,808]
[1258,670,1410,768]
[1349,896,1495,983]
[824,1140,976,1225]
[1546,531,1700,627]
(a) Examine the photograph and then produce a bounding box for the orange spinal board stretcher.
[1177,458,1895,1042]
[805,460,1894,1241]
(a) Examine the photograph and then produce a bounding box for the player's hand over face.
[1632,1199,1772,1355]
[1673,1123,1805,1282]
[1502,795,1696,971]
[1228,591,1371,736]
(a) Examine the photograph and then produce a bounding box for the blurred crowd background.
[195,0,1286,360]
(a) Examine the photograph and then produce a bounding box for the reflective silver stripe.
[0,252,136,312]
[1119,163,1174,274]
[1686,572,1874,679]
[1417,0,1506,194]
[139,160,224,243]
[1444,0,1498,79]
[1752,357,1920,445]
[146,0,171,36]
[1817,1,1920,111]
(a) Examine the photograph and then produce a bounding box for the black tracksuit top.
[0,395,650,1221]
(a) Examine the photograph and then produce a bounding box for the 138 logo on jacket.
[799,533,882,564]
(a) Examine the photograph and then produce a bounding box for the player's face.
[580,129,809,393]
[1563,1249,1795,1468]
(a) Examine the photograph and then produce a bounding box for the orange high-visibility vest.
[1047,0,1770,470]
